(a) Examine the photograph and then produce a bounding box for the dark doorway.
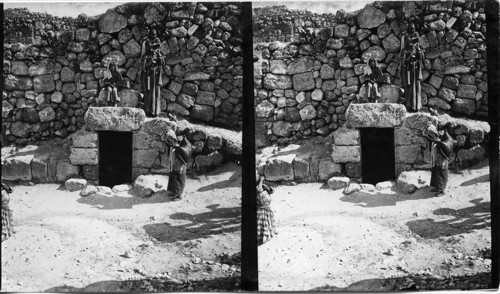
[360,128,395,185]
[98,131,132,187]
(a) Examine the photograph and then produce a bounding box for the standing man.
[423,124,453,197]
[164,130,192,201]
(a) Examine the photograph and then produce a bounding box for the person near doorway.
[363,57,382,103]
[140,28,164,117]
[103,61,123,107]
[2,182,14,242]
[423,124,453,197]
[257,175,276,245]
[164,130,192,201]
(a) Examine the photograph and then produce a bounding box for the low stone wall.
[259,103,489,183]
[3,2,243,146]
[254,0,488,146]
[2,107,241,184]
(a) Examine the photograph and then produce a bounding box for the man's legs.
[171,170,185,200]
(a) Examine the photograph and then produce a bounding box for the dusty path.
[259,160,492,291]
[1,162,241,292]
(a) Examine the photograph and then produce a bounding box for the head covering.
[104,61,116,80]
[364,57,378,75]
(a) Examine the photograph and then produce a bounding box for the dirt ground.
[259,160,492,291]
[1,162,241,292]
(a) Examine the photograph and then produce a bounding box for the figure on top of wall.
[140,28,164,118]
[102,61,123,107]
[363,57,382,103]
[399,22,425,112]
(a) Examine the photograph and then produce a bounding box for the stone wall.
[2,107,242,184]
[254,1,488,146]
[259,103,489,183]
[3,2,243,146]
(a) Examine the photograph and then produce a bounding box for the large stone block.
[73,130,98,148]
[85,107,146,131]
[395,127,426,146]
[379,85,400,103]
[397,171,428,194]
[452,98,475,115]
[318,157,342,180]
[293,155,310,181]
[328,176,350,190]
[132,149,159,168]
[70,148,98,165]
[331,145,361,163]
[299,104,316,121]
[83,165,99,181]
[457,146,486,163]
[194,152,223,168]
[333,127,359,146]
[293,72,315,91]
[357,5,386,28]
[118,89,141,107]
[99,9,127,33]
[270,60,287,74]
[287,57,314,74]
[346,103,406,128]
[395,145,421,164]
[134,174,169,198]
[456,84,477,99]
[133,131,165,150]
[403,112,438,131]
[33,74,55,92]
[31,156,48,182]
[2,155,33,181]
[264,154,295,181]
[5,75,33,91]
[263,74,292,90]
[56,160,80,182]
[191,105,214,122]
[345,162,362,178]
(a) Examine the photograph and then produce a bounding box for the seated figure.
[363,57,382,103]
[103,61,123,107]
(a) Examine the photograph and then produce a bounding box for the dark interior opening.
[98,131,132,187]
[360,128,395,185]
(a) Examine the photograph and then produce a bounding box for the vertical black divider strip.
[486,0,500,289]
[0,4,4,290]
[240,1,258,291]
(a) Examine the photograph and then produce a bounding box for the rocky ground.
[1,162,241,292]
[258,159,492,291]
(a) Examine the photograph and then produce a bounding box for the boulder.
[360,183,376,192]
[84,107,146,132]
[382,34,400,53]
[133,131,164,150]
[346,103,406,128]
[403,112,438,130]
[98,186,113,195]
[80,185,98,196]
[118,89,141,107]
[395,145,421,164]
[69,148,98,165]
[270,60,287,74]
[99,10,127,33]
[132,149,159,168]
[457,146,486,163]
[112,184,133,193]
[357,5,386,28]
[396,171,428,194]
[327,176,350,190]
[122,39,142,58]
[38,107,56,122]
[194,152,224,168]
[428,98,451,111]
[362,46,386,62]
[343,182,361,195]
[134,174,169,197]
[56,160,80,182]
[376,181,395,190]
[293,72,315,91]
[255,100,274,118]
[333,127,359,146]
[73,130,98,148]
[65,178,87,192]
[299,104,316,121]
[264,154,295,181]
[287,57,314,74]
[33,74,55,92]
[143,117,177,136]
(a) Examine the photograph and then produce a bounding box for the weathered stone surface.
[168,103,190,116]
[346,103,406,128]
[56,159,80,182]
[65,178,87,192]
[358,5,386,28]
[331,145,361,163]
[132,149,159,168]
[403,112,438,130]
[133,131,164,150]
[255,100,274,118]
[382,34,400,53]
[328,176,350,190]
[80,185,98,196]
[264,74,293,90]
[3,155,33,181]
[33,74,55,92]
[293,156,310,181]
[345,162,361,178]
[118,89,141,107]
[287,57,314,74]
[85,107,146,131]
[444,65,470,75]
[318,157,342,181]
[28,59,55,76]
[99,9,127,33]
[469,128,485,145]
[12,61,28,75]
[320,64,335,79]
[133,174,169,197]
[333,127,359,146]
[299,104,316,120]
[452,98,475,115]
[343,182,361,195]
[70,148,98,165]
[376,181,395,190]
[191,105,214,122]
[395,127,425,146]
[5,75,33,91]
[395,145,421,164]
[196,91,216,106]
[397,171,428,194]
[184,72,210,81]
[11,122,31,137]
[195,151,223,168]
[264,154,295,181]
[272,121,293,137]
[122,39,141,58]
[143,117,177,136]
[112,184,132,193]
[379,85,400,103]
[362,46,386,62]
[456,84,477,99]
[31,156,48,182]
[293,72,315,91]
[83,165,99,181]
[72,130,97,148]
[428,98,451,110]
[270,60,287,74]
[38,107,56,122]
[457,146,486,163]
[311,89,324,101]
[102,50,127,66]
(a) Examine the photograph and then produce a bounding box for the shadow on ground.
[143,204,241,243]
[309,272,491,291]
[339,187,434,208]
[44,276,240,292]
[460,174,490,186]
[406,198,491,239]
[77,190,173,210]
[197,168,242,192]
